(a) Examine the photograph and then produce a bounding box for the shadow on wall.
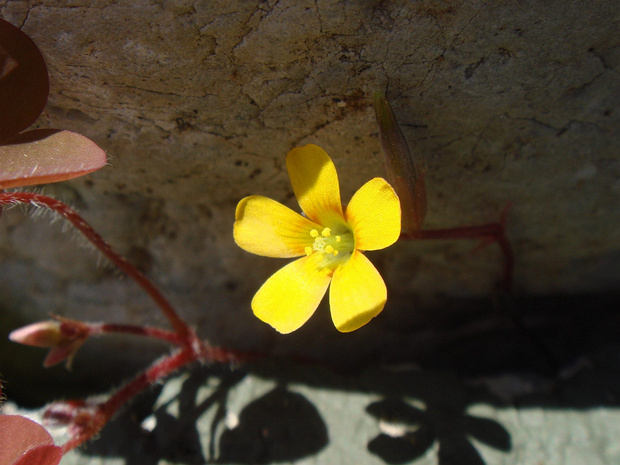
[76,292,620,465]
[82,366,512,465]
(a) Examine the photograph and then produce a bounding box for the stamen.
[307,225,354,265]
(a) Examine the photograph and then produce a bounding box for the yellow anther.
[308,224,353,263]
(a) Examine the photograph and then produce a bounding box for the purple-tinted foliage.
[0,19,106,188]
[0,415,63,465]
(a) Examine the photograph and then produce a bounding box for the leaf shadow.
[217,384,329,463]
[81,365,329,465]
[82,365,246,465]
[64,292,620,465]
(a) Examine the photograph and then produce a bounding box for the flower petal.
[329,250,387,332]
[286,144,344,225]
[252,253,332,334]
[234,195,319,258]
[345,177,401,251]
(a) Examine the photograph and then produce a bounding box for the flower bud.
[373,92,427,234]
[9,318,90,368]
[9,321,63,348]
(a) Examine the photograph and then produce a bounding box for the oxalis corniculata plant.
[0,18,513,463]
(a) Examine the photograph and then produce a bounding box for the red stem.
[400,212,514,292]
[0,192,192,340]
[58,342,253,452]
[93,323,183,345]
[403,223,501,241]
[2,191,253,453]
[60,347,195,452]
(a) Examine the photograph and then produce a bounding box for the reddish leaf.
[0,129,107,189]
[0,19,49,143]
[13,445,62,465]
[0,415,61,465]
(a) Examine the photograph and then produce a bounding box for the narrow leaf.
[373,92,427,233]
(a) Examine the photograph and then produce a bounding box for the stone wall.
[1,1,619,368]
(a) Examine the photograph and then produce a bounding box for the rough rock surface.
[0,1,619,373]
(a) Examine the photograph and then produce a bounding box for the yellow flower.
[234,144,401,334]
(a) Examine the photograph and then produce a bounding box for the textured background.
[1,1,619,379]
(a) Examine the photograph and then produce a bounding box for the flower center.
[304,226,354,265]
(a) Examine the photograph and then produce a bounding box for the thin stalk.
[60,348,195,452]
[57,341,253,452]
[91,323,183,345]
[0,192,191,340]
[400,216,514,293]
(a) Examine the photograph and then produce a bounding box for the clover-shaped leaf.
[0,415,62,465]
[0,19,106,189]
[0,19,49,143]
[0,129,107,189]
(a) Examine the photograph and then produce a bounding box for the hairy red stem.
[57,342,253,452]
[400,216,514,292]
[0,192,192,340]
[60,348,195,452]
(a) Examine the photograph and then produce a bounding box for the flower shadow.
[366,397,510,465]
